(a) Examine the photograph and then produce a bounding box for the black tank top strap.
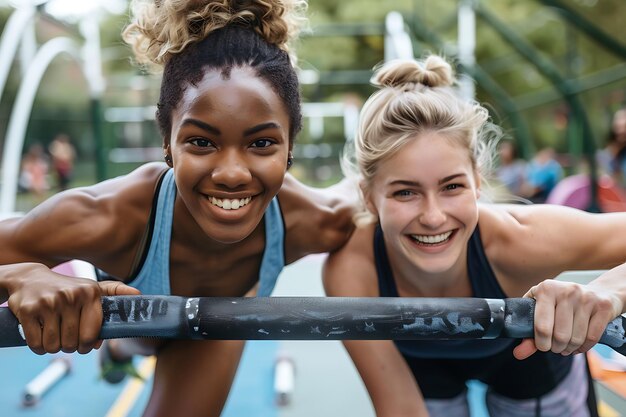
[374,224,399,297]
[466,223,507,299]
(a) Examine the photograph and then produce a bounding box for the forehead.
[377,133,473,181]
[176,66,288,122]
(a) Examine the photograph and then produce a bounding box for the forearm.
[144,340,245,417]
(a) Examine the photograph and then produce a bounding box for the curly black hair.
[157,25,302,145]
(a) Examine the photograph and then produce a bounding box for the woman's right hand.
[1,262,140,355]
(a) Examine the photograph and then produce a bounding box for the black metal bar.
[0,296,624,356]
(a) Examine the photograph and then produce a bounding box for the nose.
[211,150,252,189]
[419,195,446,229]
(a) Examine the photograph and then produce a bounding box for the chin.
[202,222,258,244]
[413,254,459,275]
[420,263,455,275]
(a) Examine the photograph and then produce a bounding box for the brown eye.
[251,138,274,148]
[190,138,212,148]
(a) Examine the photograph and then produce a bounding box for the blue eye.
[394,190,413,197]
[445,184,463,191]
[251,138,274,148]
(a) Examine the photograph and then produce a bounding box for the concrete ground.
[0,258,623,417]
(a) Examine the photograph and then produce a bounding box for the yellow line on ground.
[599,400,620,417]
[104,356,156,417]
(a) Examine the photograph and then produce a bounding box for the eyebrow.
[180,119,281,137]
[180,118,220,135]
[243,122,281,136]
[388,173,468,187]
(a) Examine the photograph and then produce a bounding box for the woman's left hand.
[513,279,622,360]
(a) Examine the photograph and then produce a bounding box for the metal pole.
[80,15,107,181]
[458,0,476,101]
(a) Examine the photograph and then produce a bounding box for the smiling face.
[168,67,291,244]
[365,132,481,275]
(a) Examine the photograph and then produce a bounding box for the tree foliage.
[0,0,624,177]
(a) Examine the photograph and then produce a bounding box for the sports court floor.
[0,256,624,417]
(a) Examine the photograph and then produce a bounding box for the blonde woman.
[323,55,626,417]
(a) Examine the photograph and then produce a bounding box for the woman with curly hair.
[0,1,355,416]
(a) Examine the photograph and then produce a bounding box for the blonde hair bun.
[124,0,307,68]
[373,55,454,89]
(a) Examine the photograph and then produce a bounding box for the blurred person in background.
[495,140,526,198]
[522,146,563,203]
[18,143,50,202]
[598,108,626,187]
[48,133,76,191]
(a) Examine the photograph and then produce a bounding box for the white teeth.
[209,196,252,210]
[411,231,452,244]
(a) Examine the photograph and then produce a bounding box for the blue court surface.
[0,258,623,417]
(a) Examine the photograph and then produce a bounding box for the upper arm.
[0,163,165,273]
[0,190,114,266]
[484,204,626,289]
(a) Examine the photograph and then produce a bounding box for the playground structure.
[298,1,626,211]
[0,0,105,217]
[0,1,625,215]
[401,0,626,211]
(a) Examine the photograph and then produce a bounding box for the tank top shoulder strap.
[374,224,399,297]
[127,169,169,277]
[466,223,507,298]
[257,197,286,296]
[126,169,176,295]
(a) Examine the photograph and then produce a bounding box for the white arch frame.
[0,37,81,214]
[0,7,37,105]
[0,6,104,216]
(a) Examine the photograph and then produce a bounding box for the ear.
[473,171,481,199]
[163,144,173,167]
[360,180,378,217]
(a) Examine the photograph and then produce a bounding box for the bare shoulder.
[475,204,522,246]
[322,223,378,297]
[279,174,357,263]
[1,163,168,266]
[478,202,605,247]
[478,202,626,293]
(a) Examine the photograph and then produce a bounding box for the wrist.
[0,262,46,296]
